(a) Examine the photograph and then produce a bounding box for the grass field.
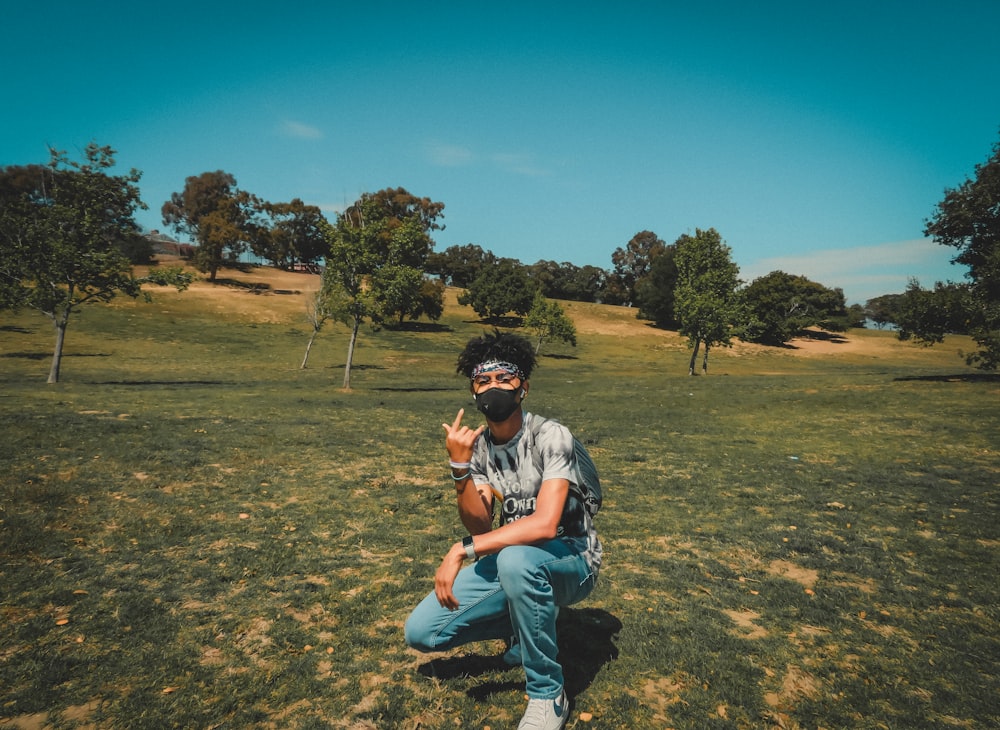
[1,265,998,729]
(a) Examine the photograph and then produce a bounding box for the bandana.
[471,360,525,380]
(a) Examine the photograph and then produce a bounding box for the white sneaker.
[517,690,568,730]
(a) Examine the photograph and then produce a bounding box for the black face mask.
[474,387,521,422]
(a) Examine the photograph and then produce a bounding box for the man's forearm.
[454,475,493,534]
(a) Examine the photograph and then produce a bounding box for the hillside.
[135,257,973,368]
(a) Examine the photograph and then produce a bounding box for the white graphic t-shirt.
[470,412,602,574]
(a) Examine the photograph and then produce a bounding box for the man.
[405,331,602,730]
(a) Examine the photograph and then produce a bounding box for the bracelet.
[449,460,471,470]
[451,470,471,481]
[462,535,477,561]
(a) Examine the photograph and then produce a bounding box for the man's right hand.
[442,408,485,464]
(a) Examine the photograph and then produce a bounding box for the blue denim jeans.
[405,538,597,699]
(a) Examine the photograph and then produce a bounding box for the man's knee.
[496,546,543,594]
[404,612,434,652]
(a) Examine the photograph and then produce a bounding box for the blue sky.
[3,1,999,304]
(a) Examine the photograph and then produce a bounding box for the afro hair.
[456,330,537,380]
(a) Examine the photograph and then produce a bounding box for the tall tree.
[611,230,666,306]
[673,228,741,375]
[255,198,329,269]
[528,260,604,303]
[634,244,679,327]
[323,187,444,389]
[425,243,496,287]
[161,171,259,282]
[923,134,1000,369]
[0,144,192,383]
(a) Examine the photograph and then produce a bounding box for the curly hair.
[456,330,537,379]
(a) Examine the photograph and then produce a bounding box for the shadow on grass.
[893,372,1000,383]
[383,321,453,333]
[213,277,269,292]
[465,317,525,328]
[416,607,621,700]
[91,380,228,386]
[372,387,454,392]
[1,352,110,359]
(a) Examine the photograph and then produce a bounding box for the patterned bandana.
[471,360,525,380]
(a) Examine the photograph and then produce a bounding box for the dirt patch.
[641,676,686,723]
[764,664,821,709]
[723,608,769,639]
[767,560,819,589]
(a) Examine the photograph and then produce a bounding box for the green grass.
[1,280,999,729]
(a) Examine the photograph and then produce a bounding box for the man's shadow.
[416,607,622,700]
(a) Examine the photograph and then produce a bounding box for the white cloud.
[424,142,550,176]
[426,143,474,167]
[280,120,324,140]
[739,239,965,303]
[490,151,551,177]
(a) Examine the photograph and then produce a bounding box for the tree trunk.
[48,311,69,384]
[301,327,319,369]
[702,344,710,374]
[688,337,701,376]
[342,316,361,390]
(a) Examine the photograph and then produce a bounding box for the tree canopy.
[323,187,444,388]
[458,258,537,321]
[253,198,329,269]
[895,279,972,345]
[523,291,577,354]
[673,228,741,375]
[739,271,847,346]
[611,230,667,306]
[161,171,260,282]
[0,144,191,383]
[426,243,495,288]
[923,133,1000,369]
[634,244,679,327]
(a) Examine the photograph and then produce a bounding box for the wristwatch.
[462,535,477,561]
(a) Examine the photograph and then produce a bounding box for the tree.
[523,291,577,354]
[611,230,666,306]
[0,144,192,383]
[301,276,351,369]
[255,198,329,269]
[634,244,679,327]
[738,271,847,345]
[426,243,496,287]
[923,134,1000,369]
[865,293,904,329]
[372,266,444,325]
[895,279,972,345]
[323,187,444,389]
[458,258,537,321]
[161,171,260,282]
[673,228,741,375]
[528,260,605,303]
